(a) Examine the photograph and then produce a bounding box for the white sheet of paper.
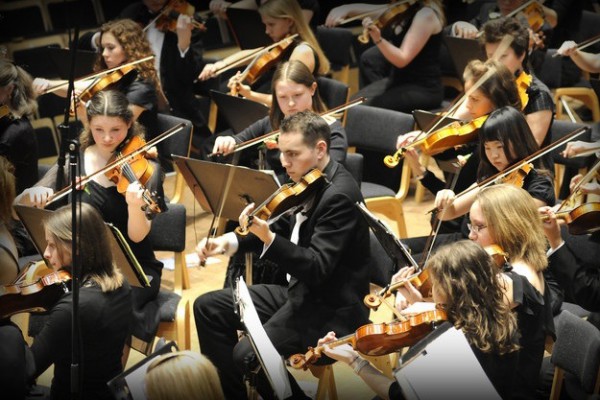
[237,277,292,399]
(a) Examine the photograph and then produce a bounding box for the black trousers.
[193,284,311,400]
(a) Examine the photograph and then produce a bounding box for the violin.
[288,308,448,369]
[47,122,186,207]
[384,115,487,168]
[153,0,207,33]
[364,269,431,311]
[358,0,420,44]
[501,162,533,188]
[72,64,139,116]
[543,202,600,235]
[515,71,532,109]
[506,0,545,33]
[0,104,14,121]
[235,168,327,235]
[230,35,296,96]
[485,244,509,268]
[0,262,71,319]
[104,135,162,219]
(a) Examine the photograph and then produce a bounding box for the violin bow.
[47,123,185,206]
[553,33,600,57]
[212,34,299,78]
[555,158,600,213]
[333,3,393,26]
[143,2,173,32]
[207,97,365,158]
[44,55,155,95]
[400,35,514,152]
[427,126,590,214]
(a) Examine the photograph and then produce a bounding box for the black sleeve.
[125,79,158,112]
[419,170,446,195]
[523,170,556,206]
[29,297,72,378]
[234,116,271,143]
[329,120,348,164]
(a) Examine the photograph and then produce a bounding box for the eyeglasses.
[467,223,487,234]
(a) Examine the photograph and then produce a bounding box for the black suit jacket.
[237,160,371,347]
[548,230,600,311]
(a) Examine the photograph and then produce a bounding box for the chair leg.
[549,367,564,400]
[175,252,190,291]
[208,100,218,133]
[310,364,337,400]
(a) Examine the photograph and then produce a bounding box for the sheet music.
[236,278,292,399]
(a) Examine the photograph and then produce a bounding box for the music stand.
[210,90,270,134]
[357,202,419,270]
[226,8,271,49]
[173,156,280,221]
[14,205,150,287]
[235,277,292,399]
[394,322,501,399]
[412,109,463,133]
[47,47,97,79]
[107,341,179,400]
[443,36,486,80]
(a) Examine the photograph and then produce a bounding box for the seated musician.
[318,240,520,400]
[410,185,553,399]
[0,203,132,400]
[199,0,329,108]
[557,39,600,73]
[210,0,319,30]
[193,110,371,399]
[210,60,347,182]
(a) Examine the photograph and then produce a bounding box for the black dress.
[80,151,166,343]
[28,281,132,400]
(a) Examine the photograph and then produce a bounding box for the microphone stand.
[57,15,83,399]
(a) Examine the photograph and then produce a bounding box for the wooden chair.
[316,26,354,85]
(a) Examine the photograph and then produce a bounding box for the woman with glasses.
[397,184,554,399]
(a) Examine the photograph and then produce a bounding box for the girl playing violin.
[15,90,166,355]
[199,0,329,108]
[211,60,348,183]
[0,60,39,193]
[318,240,520,399]
[350,0,446,113]
[0,203,132,400]
[34,19,161,132]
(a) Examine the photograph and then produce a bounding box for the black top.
[123,78,160,141]
[505,270,555,399]
[0,116,38,193]
[28,281,132,400]
[234,116,348,182]
[388,5,442,90]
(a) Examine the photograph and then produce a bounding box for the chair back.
[343,152,363,186]
[550,120,592,170]
[154,113,193,173]
[552,310,600,394]
[367,230,396,288]
[317,76,349,110]
[316,26,353,72]
[149,203,186,253]
[345,105,414,152]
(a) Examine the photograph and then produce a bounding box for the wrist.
[374,38,383,45]
[353,358,370,374]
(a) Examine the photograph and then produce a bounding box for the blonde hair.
[475,184,548,272]
[259,0,330,75]
[145,351,224,400]
[428,240,519,355]
[0,59,37,118]
[44,203,124,292]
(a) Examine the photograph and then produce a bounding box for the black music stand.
[443,36,486,80]
[357,202,419,271]
[394,322,501,399]
[412,109,463,133]
[107,341,179,400]
[48,47,97,79]
[14,205,150,288]
[235,277,292,399]
[210,90,270,134]
[226,8,271,49]
[173,156,280,221]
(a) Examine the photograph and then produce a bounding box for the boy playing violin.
[193,110,370,399]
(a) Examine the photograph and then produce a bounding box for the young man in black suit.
[193,110,371,399]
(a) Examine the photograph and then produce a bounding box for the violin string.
[556,158,600,213]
